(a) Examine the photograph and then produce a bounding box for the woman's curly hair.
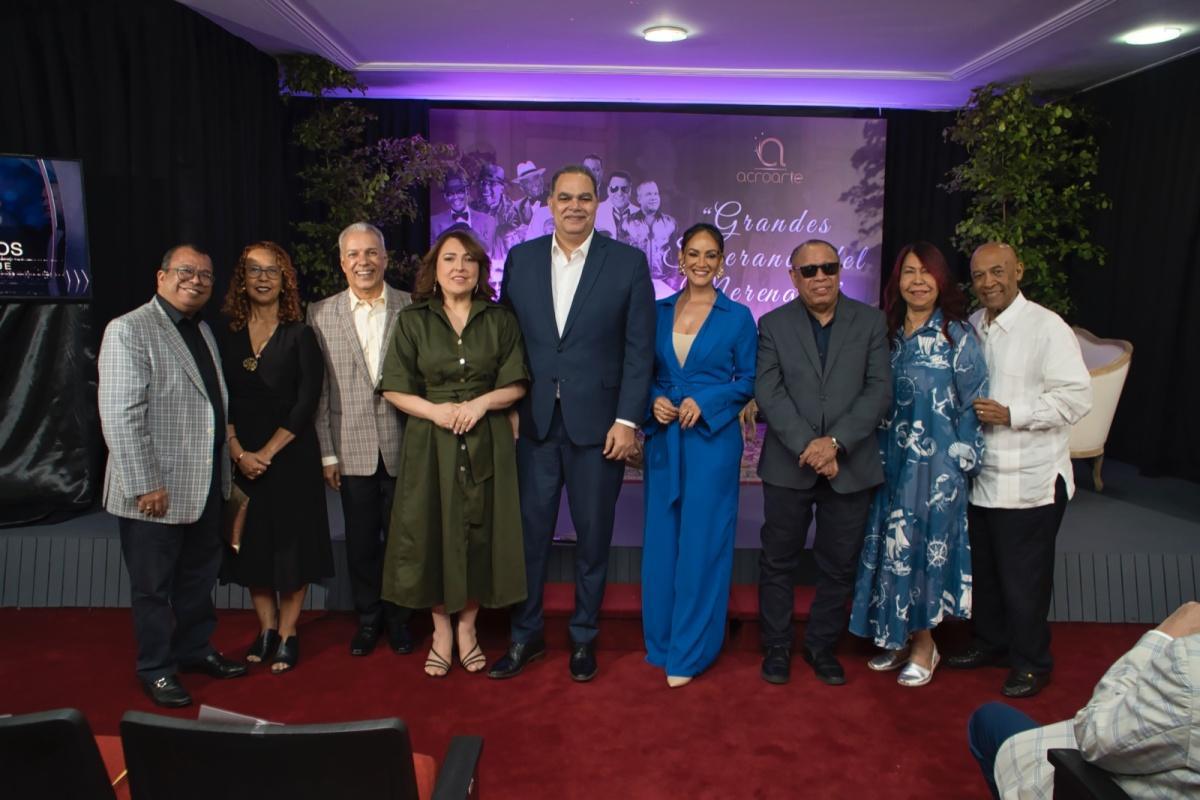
[222,241,303,330]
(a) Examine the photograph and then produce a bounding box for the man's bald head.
[970,241,1024,319]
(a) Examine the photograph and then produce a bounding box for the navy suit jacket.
[501,232,656,446]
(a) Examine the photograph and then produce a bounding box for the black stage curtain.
[1068,53,1200,481]
[0,0,284,525]
[881,110,969,288]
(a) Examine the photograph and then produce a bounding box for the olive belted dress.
[379,299,529,614]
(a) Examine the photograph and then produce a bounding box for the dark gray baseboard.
[4,528,1196,623]
[5,471,1198,622]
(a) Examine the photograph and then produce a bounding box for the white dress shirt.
[995,630,1200,799]
[350,289,388,385]
[969,293,1092,509]
[550,229,635,430]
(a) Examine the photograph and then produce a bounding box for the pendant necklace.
[243,324,278,372]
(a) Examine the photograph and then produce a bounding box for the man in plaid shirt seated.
[968,600,1200,799]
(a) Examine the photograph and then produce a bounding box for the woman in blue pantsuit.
[642,223,757,687]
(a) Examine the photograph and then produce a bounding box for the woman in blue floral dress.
[850,242,988,687]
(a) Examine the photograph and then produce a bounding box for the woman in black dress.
[217,241,333,673]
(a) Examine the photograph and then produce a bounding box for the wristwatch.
[830,437,840,453]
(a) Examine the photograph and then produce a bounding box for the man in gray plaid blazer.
[307,222,414,655]
[98,244,247,708]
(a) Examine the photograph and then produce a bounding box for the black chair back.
[0,708,117,800]
[1048,749,1133,800]
[119,711,424,800]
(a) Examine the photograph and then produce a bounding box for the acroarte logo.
[0,241,24,257]
[755,137,787,169]
[738,137,805,185]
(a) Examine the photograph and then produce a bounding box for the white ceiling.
[179,0,1200,108]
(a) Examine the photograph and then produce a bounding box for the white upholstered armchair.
[1069,327,1133,492]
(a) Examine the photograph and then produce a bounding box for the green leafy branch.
[943,79,1110,316]
[278,54,459,298]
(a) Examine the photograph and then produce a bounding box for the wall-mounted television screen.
[0,154,92,300]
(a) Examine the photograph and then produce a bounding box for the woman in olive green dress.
[380,229,529,677]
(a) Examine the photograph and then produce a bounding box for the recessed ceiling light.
[643,25,688,43]
[1121,25,1183,45]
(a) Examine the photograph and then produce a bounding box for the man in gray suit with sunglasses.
[755,239,891,687]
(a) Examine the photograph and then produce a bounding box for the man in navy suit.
[490,165,656,682]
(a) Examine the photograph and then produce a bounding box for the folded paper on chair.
[222,485,249,552]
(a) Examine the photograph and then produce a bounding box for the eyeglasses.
[247,266,281,279]
[168,266,215,284]
[791,262,840,279]
[608,185,630,193]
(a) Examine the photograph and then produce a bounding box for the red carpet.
[0,604,1148,799]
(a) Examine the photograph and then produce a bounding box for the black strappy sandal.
[425,647,452,678]
[458,641,487,673]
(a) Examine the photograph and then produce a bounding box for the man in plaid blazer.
[98,244,247,708]
[969,600,1200,799]
[307,222,414,655]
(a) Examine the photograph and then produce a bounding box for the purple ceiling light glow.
[351,71,959,109]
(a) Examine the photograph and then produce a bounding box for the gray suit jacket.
[98,298,231,524]
[755,295,891,492]
[307,285,411,476]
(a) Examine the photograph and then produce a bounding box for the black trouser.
[758,479,873,653]
[118,480,223,682]
[339,455,408,628]
[967,476,1068,675]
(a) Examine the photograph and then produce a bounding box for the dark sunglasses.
[792,261,840,279]
[608,185,631,193]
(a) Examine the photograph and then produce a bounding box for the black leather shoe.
[142,675,192,708]
[761,645,791,685]
[180,652,248,680]
[487,640,546,680]
[569,641,598,682]
[802,647,846,685]
[388,622,414,655]
[1001,670,1050,698]
[350,623,380,656]
[945,643,1007,670]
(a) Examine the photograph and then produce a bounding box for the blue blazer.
[644,289,757,505]
[501,232,656,446]
[644,289,758,437]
